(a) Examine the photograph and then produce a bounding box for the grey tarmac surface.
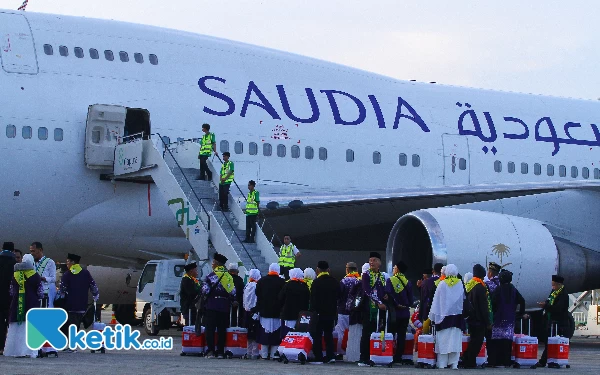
[1,326,599,375]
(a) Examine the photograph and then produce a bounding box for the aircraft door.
[442,134,470,185]
[85,104,126,169]
[0,12,38,74]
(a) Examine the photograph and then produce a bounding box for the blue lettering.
[320,90,366,125]
[86,331,103,350]
[198,76,235,116]
[368,94,386,128]
[123,325,141,349]
[240,81,281,119]
[68,325,86,350]
[103,327,115,349]
[276,85,320,123]
[393,96,430,132]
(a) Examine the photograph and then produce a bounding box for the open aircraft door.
[0,12,38,74]
[85,104,126,169]
[442,134,470,185]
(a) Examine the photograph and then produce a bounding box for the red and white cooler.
[416,327,436,368]
[547,324,570,368]
[224,326,248,358]
[278,332,313,364]
[181,325,205,356]
[402,332,414,363]
[513,319,538,368]
[460,335,486,366]
[369,331,395,366]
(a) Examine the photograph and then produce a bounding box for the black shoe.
[535,362,546,368]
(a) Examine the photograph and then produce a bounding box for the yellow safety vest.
[220,161,234,184]
[278,244,296,268]
[199,132,214,156]
[246,190,258,215]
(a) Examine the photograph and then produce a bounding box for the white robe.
[3,323,38,358]
[35,257,56,307]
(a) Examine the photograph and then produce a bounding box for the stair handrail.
[154,134,258,270]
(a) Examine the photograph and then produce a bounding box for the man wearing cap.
[58,253,99,346]
[334,262,361,357]
[358,252,387,366]
[255,263,286,359]
[29,242,57,308]
[462,264,492,369]
[229,263,245,327]
[180,262,201,326]
[485,262,502,294]
[419,263,443,325]
[386,261,414,365]
[0,242,16,355]
[202,253,236,359]
[310,261,340,364]
[537,274,570,368]
[219,152,234,211]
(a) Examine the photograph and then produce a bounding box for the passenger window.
[595,168,600,179]
[89,48,99,59]
[173,265,185,278]
[38,127,48,140]
[547,164,554,176]
[521,162,528,174]
[319,147,328,161]
[234,141,243,154]
[583,167,590,179]
[138,264,157,293]
[134,53,144,64]
[412,154,420,167]
[22,126,32,139]
[119,51,129,62]
[92,130,101,144]
[399,153,407,166]
[373,151,381,164]
[6,125,16,138]
[277,144,286,157]
[494,160,502,173]
[220,140,229,153]
[305,146,314,160]
[459,158,467,170]
[346,149,354,162]
[54,128,63,141]
[104,50,114,61]
[263,143,272,156]
[59,45,68,57]
[74,47,84,58]
[559,165,566,177]
[534,163,541,176]
[571,166,578,178]
[508,162,515,174]
[43,44,53,55]
[149,54,158,65]
[249,142,258,155]
[291,145,300,159]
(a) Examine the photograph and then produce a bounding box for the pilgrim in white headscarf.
[303,267,316,290]
[256,263,286,359]
[279,268,310,336]
[243,268,261,359]
[429,264,465,370]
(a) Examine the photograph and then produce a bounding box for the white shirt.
[35,256,56,294]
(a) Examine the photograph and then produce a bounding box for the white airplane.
[1,9,599,320]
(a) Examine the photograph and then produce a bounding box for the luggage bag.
[416,326,436,369]
[513,319,538,369]
[547,323,570,369]
[181,310,205,356]
[278,331,313,364]
[369,309,394,367]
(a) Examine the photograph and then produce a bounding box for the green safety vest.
[220,161,234,184]
[278,244,296,267]
[246,190,259,215]
[199,132,214,156]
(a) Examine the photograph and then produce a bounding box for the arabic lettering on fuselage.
[457,102,600,156]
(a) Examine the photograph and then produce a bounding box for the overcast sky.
[5,0,600,100]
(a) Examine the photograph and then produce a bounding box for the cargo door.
[0,12,38,74]
[85,104,126,169]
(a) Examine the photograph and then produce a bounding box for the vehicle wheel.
[299,353,306,365]
[513,363,521,369]
[143,309,160,336]
[100,348,105,354]
[180,352,186,356]
[566,365,571,369]
[91,350,96,354]
[369,360,375,367]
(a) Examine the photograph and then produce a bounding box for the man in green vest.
[197,123,217,181]
[243,180,260,243]
[219,152,234,211]
[278,235,301,279]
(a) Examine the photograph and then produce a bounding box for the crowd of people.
[0,241,99,357]
[183,250,572,368]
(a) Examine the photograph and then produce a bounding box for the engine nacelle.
[387,208,600,309]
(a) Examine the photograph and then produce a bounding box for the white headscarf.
[16,254,35,271]
[269,263,280,274]
[361,263,370,274]
[463,272,473,285]
[228,262,239,271]
[441,266,447,276]
[303,268,316,280]
[428,264,464,325]
[243,269,261,311]
[289,268,304,280]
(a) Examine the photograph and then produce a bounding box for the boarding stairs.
[112,134,278,276]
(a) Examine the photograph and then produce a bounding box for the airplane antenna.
[18,0,29,11]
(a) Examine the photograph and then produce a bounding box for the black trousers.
[393,317,410,362]
[219,184,230,209]
[463,324,486,367]
[0,308,9,351]
[311,317,335,362]
[61,312,84,340]
[279,266,291,280]
[205,309,228,355]
[245,214,257,241]
[360,310,386,362]
[199,155,212,180]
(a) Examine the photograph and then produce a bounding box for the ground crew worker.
[278,235,301,279]
[244,180,259,243]
[198,123,217,181]
[219,152,234,211]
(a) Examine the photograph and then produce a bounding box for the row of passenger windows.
[43,44,158,65]
[218,140,421,167]
[5,125,63,141]
[493,160,600,179]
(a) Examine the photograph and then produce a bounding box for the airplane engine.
[387,208,600,309]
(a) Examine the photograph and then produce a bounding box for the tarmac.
[1,310,599,374]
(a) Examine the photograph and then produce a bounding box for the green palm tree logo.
[491,243,510,263]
